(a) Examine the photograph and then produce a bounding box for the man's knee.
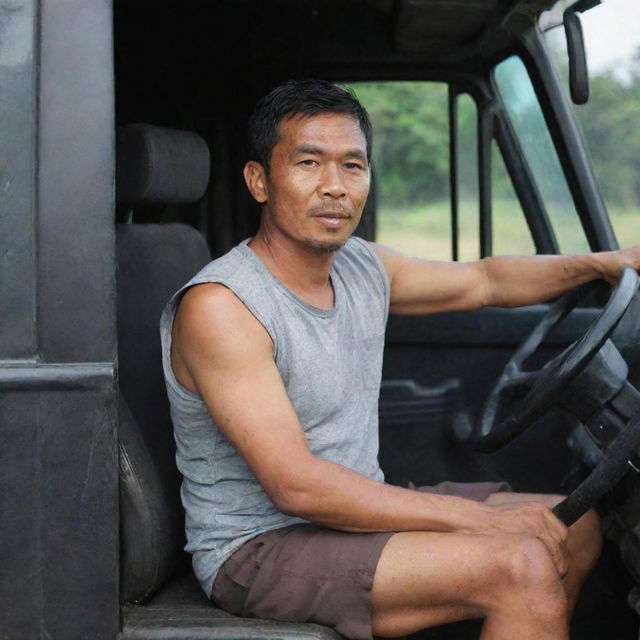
[502,536,560,586]
[493,536,564,596]
[491,536,568,621]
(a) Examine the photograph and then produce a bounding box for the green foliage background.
[351,83,450,205]
[349,58,640,211]
[574,57,640,211]
[346,54,640,257]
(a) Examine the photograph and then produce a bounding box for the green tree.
[349,82,450,206]
[574,50,640,209]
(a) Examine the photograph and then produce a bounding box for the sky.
[581,0,640,75]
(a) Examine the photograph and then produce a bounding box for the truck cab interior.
[3,0,640,638]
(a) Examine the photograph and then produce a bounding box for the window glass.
[457,93,480,261]
[0,0,37,357]
[494,56,589,253]
[351,82,538,260]
[349,82,452,260]
[492,141,535,255]
[544,1,640,243]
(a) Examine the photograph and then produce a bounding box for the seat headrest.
[116,124,210,205]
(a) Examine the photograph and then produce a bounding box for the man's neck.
[248,227,337,310]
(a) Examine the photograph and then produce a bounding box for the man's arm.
[373,244,640,315]
[172,282,569,573]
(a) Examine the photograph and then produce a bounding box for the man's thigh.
[212,524,394,640]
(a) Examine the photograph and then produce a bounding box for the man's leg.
[370,530,569,639]
[485,492,602,614]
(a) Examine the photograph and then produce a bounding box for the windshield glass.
[544,0,640,243]
[494,56,589,253]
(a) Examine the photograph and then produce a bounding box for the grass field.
[377,199,640,260]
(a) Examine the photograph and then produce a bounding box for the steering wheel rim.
[473,268,639,454]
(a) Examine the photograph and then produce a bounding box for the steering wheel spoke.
[501,367,538,394]
[470,268,640,525]
[473,268,639,453]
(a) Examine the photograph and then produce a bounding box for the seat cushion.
[120,572,344,640]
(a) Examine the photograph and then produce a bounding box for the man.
[161,79,640,639]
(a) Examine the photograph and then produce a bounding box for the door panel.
[381,305,599,493]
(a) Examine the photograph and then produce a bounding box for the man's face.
[247,112,370,252]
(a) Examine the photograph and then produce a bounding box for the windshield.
[494,55,589,253]
[544,0,640,243]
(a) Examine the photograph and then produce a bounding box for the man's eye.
[299,159,318,167]
[344,162,363,170]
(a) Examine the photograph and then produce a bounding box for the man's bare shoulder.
[178,281,246,315]
[367,241,433,285]
[367,241,421,272]
[367,240,438,268]
[174,282,272,361]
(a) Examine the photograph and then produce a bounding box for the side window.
[350,81,536,260]
[492,140,535,256]
[350,82,451,260]
[457,93,479,261]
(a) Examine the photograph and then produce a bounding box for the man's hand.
[467,501,570,577]
[594,245,640,285]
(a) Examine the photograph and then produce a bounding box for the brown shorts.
[211,480,509,640]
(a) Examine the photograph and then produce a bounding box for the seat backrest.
[115,124,212,603]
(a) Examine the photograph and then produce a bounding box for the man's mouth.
[313,210,351,219]
[313,211,352,228]
[312,209,351,228]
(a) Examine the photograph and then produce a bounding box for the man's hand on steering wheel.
[472,263,640,526]
[592,245,640,285]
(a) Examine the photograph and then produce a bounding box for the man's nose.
[319,163,346,198]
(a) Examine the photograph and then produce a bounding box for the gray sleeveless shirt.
[160,237,390,596]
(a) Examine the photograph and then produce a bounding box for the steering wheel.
[472,267,640,525]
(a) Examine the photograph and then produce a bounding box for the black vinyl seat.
[115,123,341,639]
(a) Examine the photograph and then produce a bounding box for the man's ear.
[243,161,268,203]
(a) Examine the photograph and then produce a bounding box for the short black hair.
[247,79,372,170]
